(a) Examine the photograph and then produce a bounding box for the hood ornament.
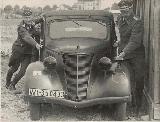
[76,44,80,53]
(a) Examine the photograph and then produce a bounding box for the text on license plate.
[29,88,65,98]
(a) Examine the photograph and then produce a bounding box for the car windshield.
[49,20,108,39]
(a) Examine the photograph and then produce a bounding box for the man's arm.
[122,20,144,55]
[18,26,40,49]
[111,15,118,43]
[33,16,43,25]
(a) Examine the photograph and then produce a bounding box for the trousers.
[125,54,145,109]
[6,54,31,86]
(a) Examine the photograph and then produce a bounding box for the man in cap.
[5,8,43,90]
[114,0,145,117]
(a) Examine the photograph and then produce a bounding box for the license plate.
[29,88,65,98]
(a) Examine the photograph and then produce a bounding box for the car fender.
[87,64,131,99]
[24,61,63,95]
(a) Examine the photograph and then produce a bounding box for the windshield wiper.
[88,16,107,27]
[66,16,82,26]
[96,21,107,27]
[72,20,82,26]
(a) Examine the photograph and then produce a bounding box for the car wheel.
[29,102,41,121]
[101,105,114,121]
[114,102,127,121]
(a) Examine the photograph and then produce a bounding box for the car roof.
[42,10,113,18]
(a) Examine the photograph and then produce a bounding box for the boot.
[5,68,14,89]
[5,81,11,89]
[8,73,21,91]
[9,83,16,90]
[135,91,143,119]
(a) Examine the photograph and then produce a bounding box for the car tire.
[29,102,41,121]
[101,105,114,121]
[114,102,127,121]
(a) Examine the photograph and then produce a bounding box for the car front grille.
[63,53,93,101]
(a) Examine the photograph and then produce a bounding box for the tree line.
[1,3,119,18]
[1,4,59,18]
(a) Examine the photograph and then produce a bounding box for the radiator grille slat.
[63,53,93,101]
[66,75,89,84]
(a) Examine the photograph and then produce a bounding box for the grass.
[1,19,22,56]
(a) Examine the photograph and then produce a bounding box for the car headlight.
[98,57,112,70]
[43,56,57,70]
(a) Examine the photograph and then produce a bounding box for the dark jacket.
[13,21,38,54]
[117,14,145,59]
[8,18,42,66]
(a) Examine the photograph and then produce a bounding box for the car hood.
[45,37,111,54]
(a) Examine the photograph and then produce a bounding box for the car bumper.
[25,96,131,108]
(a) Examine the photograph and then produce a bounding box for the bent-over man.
[5,8,43,90]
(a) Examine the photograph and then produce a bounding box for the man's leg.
[9,55,31,90]
[5,62,20,88]
[131,55,145,116]
[124,59,138,116]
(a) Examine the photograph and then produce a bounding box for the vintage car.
[24,10,131,121]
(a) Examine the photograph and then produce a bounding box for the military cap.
[23,8,32,16]
[118,0,133,10]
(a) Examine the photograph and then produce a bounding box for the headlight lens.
[98,57,112,70]
[43,56,57,69]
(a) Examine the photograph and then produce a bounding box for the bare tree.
[14,5,20,12]
[37,7,43,12]
[52,5,58,10]
[4,5,13,14]
[111,3,119,10]
[43,5,51,12]
[21,5,27,10]
[31,7,42,16]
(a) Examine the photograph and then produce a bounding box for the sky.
[0,0,120,9]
